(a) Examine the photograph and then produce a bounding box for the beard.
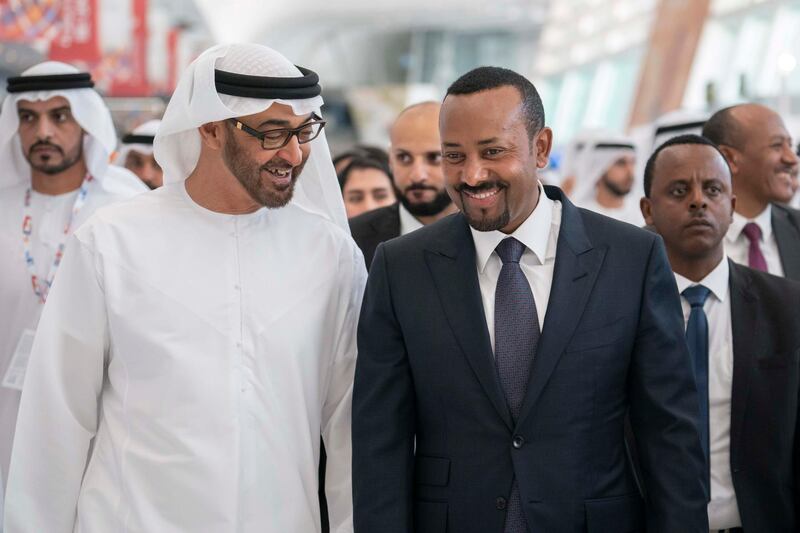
[395,183,452,217]
[455,180,511,232]
[600,173,633,197]
[26,140,83,175]
[222,133,306,209]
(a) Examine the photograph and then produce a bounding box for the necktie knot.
[742,222,762,243]
[495,237,525,264]
[682,284,711,308]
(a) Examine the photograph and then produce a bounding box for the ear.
[640,196,655,227]
[717,144,739,175]
[533,126,553,169]
[729,193,737,223]
[198,121,225,150]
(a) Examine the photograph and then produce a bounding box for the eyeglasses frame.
[228,113,326,149]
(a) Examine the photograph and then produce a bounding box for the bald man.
[349,102,457,268]
[703,103,800,280]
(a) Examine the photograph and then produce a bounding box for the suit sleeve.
[3,234,108,533]
[628,235,708,533]
[351,244,415,533]
[322,239,367,533]
[795,354,800,522]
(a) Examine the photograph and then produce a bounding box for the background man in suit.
[349,102,457,268]
[352,66,707,533]
[641,134,800,533]
[702,104,800,280]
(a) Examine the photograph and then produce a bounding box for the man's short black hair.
[445,66,545,139]
[337,155,392,190]
[643,134,731,197]
[701,106,743,148]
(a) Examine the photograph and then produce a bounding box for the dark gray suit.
[353,186,708,533]
[349,203,401,270]
[728,261,800,531]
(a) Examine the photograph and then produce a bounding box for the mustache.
[403,183,440,193]
[454,180,508,194]
[29,141,63,155]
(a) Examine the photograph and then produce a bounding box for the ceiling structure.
[194,0,550,45]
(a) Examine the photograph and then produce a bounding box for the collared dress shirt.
[398,203,424,236]
[725,205,785,276]
[674,258,741,531]
[469,182,562,351]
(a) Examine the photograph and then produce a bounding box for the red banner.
[48,0,100,67]
[166,26,181,93]
[109,0,149,96]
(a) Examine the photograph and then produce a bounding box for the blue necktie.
[495,237,539,533]
[682,284,711,491]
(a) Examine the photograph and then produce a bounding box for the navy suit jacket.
[352,186,708,533]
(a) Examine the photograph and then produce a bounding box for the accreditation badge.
[2,329,36,391]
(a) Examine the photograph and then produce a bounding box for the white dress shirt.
[4,182,365,533]
[470,182,562,351]
[725,205,785,277]
[674,258,741,531]
[398,203,424,236]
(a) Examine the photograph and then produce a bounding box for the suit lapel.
[517,190,606,427]
[728,261,758,468]
[772,206,800,281]
[425,215,514,430]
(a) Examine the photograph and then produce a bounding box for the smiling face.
[728,105,799,204]
[221,103,313,208]
[17,96,84,175]
[641,143,735,261]
[439,86,552,233]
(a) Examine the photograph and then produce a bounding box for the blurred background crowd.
[1,0,799,213]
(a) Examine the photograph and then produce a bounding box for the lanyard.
[21,174,94,304]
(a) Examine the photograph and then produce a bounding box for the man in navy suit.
[641,134,800,532]
[352,66,708,533]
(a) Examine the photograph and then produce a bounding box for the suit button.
[496,497,507,510]
[512,435,525,449]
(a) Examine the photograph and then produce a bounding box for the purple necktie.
[495,237,538,533]
[742,222,768,272]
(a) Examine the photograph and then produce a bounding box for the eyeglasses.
[228,114,326,150]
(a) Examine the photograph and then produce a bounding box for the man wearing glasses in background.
[5,43,364,533]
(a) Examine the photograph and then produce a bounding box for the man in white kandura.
[4,44,365,533]
[571,131,643,226]
[0,61,146,519]
[114,119,164,189]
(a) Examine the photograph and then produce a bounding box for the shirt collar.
[674,256,730,303]
[398,202,424,236]
[470,181,555,273]
[727,204,773,243]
